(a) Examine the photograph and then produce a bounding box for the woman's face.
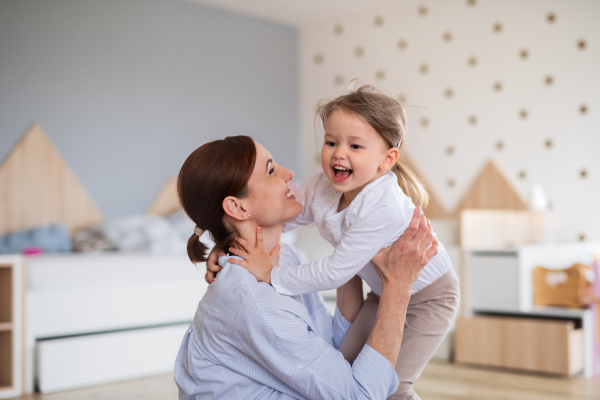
[245,142,302,227]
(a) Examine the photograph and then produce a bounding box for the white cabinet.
[465,242,597,313]
[461,242,597,377]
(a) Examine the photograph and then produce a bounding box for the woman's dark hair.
[177,135,256,264]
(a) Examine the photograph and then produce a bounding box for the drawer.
[36,323,189,393]
[455,315,584,376]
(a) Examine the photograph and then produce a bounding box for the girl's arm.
[229,198,413,296]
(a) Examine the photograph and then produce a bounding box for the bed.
[24,252,207,393]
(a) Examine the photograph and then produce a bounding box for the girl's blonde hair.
[316,84,429,208]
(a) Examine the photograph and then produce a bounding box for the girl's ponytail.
[392,162,429,208]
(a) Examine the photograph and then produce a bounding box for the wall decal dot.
[468,115,477,125]
[520,49,529,59]
[493,81,503,92]
[545,75,554,86]
[467,0,476,7]
[580,104,588,114]
[443,31,452,42]
[548,201,553,210]
[444,88,454,98]
[419,64,429,74]
[545,139,553,148]
[374,16,384,27]
[354,46,364,57]
[578,234,586,242]
[446,146,454,156]
[375,70,385,80]
[493,22,502,33]
[447,179,455,187]
[496,141,504,150]
[519,109,528,119]
[333,24,344,35]
[518,170,526,179]
[468,56,477,67]
[580,169,588,178]
[420,117,429,128]
[418,6,428,17]
[314,54,324,64]
[334,75,344,86]
[397,94,407,103]
[397,39,407,50]
[547,12,556,23]
[577,39,587,50]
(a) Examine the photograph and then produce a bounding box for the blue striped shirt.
[174,244,399,399]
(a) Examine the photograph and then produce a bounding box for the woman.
[174,136,438,399]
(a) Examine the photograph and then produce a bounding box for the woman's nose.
[283,167,294,182]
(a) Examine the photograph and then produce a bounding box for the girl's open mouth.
[332,165,352,182]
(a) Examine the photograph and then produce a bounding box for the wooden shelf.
[0,257,21,398]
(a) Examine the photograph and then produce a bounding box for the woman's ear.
[222,196,249,221]
[379,147,400,172]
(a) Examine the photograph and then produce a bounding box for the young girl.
[227,85,459,400]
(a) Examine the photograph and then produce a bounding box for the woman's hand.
[371,207,438,291]
[227,227,281,284]
[205,245,225,284]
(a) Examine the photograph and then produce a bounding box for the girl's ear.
[223,196,249,221]
[379,147,400,172]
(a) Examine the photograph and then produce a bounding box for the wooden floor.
[7,361,600,400]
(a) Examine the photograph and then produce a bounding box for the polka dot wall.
[299,0,600,242]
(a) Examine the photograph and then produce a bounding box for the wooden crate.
[533,264,593,308]
[455,315,584,376]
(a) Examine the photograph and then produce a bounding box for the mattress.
[26,252,204,291]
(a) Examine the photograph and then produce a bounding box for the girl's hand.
[205,244,224,284]
[227,227,281,284]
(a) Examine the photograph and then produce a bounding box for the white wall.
[299,0,599,242]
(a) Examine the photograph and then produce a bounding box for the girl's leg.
[339,269,460,400]
[389,268,460,400]
[338,291,379,363]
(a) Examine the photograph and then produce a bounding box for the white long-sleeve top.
[271,171,452,296]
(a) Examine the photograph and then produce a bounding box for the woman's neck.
[233,222,282,254]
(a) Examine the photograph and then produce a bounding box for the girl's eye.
[325,141,336,147]
[350,144,362,150]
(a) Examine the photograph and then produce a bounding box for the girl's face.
[246,142,303,227]
[321,108,398,202]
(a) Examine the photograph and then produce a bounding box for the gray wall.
[0,0,299,217]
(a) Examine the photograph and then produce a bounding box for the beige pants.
[339,269,460,400]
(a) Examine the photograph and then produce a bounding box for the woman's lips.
[284,188,296,199]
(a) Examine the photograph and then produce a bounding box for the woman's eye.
[269,167,275,175]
